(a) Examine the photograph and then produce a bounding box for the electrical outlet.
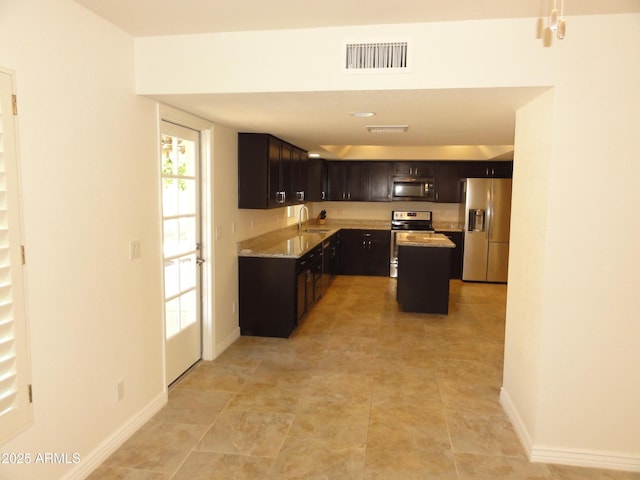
[231,221,236,234]
[232,301,237,314]
[215,226,222,240]
[116,380,124,401]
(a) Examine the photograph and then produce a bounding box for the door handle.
[196,257,205,265]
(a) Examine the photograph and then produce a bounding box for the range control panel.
[392,210,433,222]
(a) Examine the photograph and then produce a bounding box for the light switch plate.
[129,240,141,260]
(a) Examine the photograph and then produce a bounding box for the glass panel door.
[160,120,202,384]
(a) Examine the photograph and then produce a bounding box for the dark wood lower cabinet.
[341,229,390,276]
[239,256,297,337]
[239,245,322,338]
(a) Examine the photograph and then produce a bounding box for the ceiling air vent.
[345,41,409,71]
[366,125,409,133]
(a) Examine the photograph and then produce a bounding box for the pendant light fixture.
[549,0,567,39]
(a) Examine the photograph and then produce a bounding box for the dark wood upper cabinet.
[327,162,349,201]
[290,146,308,203]
[238,133,308,209]
[327,161,390,202]
[280,141,294,205]
[393,162,435,177]
[327,162,368,201]
[368,162,392,201]
[346,163,369,201]
[433,161,461,203]
[240,135,513,208]
[306,158,327,202]
[458,161,513,179]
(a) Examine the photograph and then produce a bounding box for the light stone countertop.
[432,223,464,232]
[237,219,390,259]
[395,231,456,248]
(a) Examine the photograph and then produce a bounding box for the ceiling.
[74,0,640,160]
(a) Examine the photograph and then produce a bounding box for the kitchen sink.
[304,228,332,233]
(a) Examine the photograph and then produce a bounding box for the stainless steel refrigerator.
[462,178,512,282]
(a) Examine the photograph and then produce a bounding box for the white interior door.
[160,120,202,385]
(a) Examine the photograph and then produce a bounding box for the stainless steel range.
[390,210,434,277]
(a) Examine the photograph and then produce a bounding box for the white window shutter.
[0,68,32,445]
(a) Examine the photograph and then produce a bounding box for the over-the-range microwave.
[391,177,436,201]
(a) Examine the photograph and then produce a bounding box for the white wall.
[527,14,640,464]
[0,1,164,478]
[135,19,552,94]
[0,2,638,476]
[501,89,554,452]
[137,13,640,470]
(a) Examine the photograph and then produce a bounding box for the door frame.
[158,104,214,372]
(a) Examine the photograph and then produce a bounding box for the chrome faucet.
[298,205,309,234]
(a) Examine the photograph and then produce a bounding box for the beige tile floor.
[90,276,640,480]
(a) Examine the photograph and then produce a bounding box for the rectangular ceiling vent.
[344,41,409,72]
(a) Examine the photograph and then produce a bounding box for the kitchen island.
[396,232,456,314]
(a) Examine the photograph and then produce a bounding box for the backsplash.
[310,201,463,227]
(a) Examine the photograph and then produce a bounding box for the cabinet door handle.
[321,191,326,200]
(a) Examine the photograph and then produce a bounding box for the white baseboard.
[500,387,640,473]
[211,327,241,360]
[63,391,168,480]
[500,387,534,455]
[531,447,640,473]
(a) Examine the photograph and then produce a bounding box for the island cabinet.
[434,230,464,279]
[341,229,390,276]
[238,133,308,209]
[239,245,322,338]
[327,161,391,202]
[397,245,451,314]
